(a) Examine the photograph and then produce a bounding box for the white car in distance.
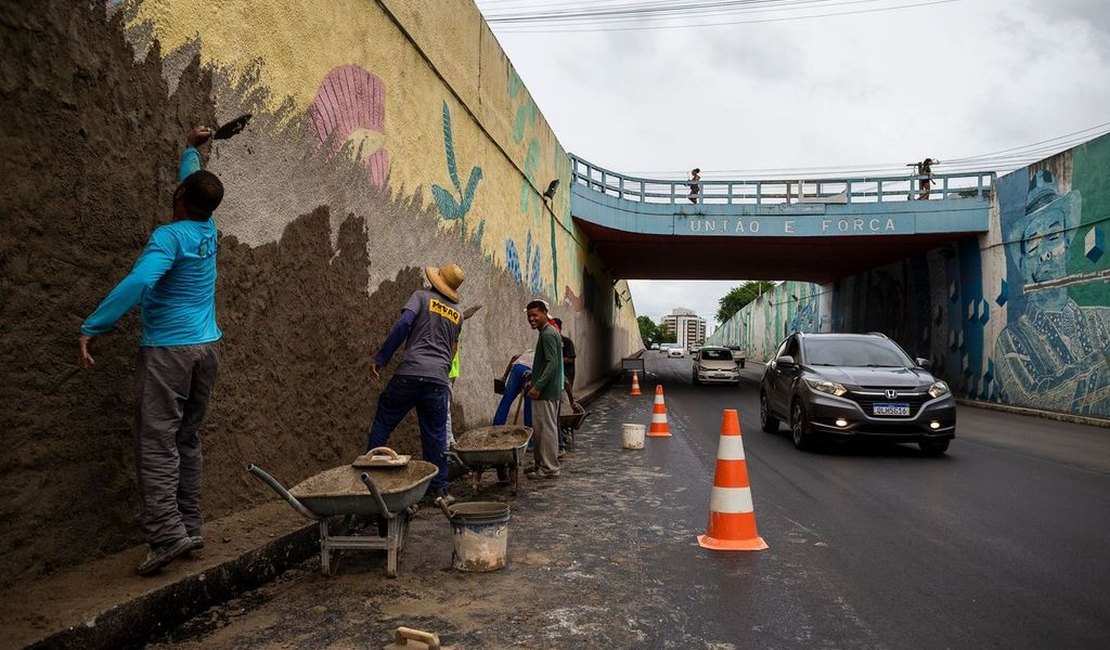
[692,346,741,385]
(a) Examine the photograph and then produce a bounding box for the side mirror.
[915,357,931,368]
[776,355,796,369]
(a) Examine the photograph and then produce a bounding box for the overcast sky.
[477,0,1110,324]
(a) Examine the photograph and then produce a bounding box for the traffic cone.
[630,371,642,396]
[646,385,671,437]
[698,409,767,551]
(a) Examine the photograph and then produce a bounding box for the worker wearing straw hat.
[369,264,465,502]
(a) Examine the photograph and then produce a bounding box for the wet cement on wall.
[0,0,634,588]
[0,0,218,586]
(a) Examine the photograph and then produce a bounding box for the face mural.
[993,164,1110,417]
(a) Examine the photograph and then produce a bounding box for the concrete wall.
[0,0,641,585]
[709,134,1109,419]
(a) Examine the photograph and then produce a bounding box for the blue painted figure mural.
[993,169,1110,416]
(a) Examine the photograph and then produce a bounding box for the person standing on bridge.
[688,168,701,204]
[913,157,939,200]
[77,126,223,576]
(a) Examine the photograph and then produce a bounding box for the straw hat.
[425,264,464,303]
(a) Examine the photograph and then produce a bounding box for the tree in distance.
[716,281,776,324]
[637,315,675,347]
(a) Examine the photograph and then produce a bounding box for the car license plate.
[873,403,910,416]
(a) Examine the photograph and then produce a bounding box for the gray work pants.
[134,343,220,545]
[532,398,560,475]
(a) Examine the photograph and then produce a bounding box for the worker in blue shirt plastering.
[78,127,224,576]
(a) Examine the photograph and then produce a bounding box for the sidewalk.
[0,502,318,649]
[2,371,622,649]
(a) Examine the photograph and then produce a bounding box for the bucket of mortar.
[437,500,510,572]
[621,423,646,450]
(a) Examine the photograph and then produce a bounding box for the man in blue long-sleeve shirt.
[78,126,224,576]
[368,264,465,503]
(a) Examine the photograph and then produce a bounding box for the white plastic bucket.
[449,502,510,572]
[622,423,646,450]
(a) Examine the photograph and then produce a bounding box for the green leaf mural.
[442,101,460,193]
[431,101,483,238]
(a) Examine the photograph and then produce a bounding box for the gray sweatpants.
[134,343,220,545]
[532,398,560,474]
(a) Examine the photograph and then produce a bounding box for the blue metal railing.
[569,155,994,206]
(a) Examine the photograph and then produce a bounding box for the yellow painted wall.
[129,0,583,302]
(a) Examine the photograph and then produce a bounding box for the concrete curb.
[26,523,318,650]
[956,398,1109,429]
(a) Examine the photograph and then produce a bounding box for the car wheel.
[760,392,779,433]
[791,399,813,451]
[919,439,950,456]
[692,372,700,385]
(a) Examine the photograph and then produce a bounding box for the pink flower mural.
[309,65,389,187]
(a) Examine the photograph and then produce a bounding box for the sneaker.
[525,468,560,480]
[421,489,455,507]
[186,534,205,552]
[136,537,193,576]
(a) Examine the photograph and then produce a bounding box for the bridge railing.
[569,155,995,206]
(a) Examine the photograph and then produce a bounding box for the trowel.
[212,113,252,140]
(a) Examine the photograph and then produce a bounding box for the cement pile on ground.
[290,461,436,497]
[453,426,532,451]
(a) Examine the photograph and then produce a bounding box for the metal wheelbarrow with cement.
[247,455,436,577]
[448,425,532,497]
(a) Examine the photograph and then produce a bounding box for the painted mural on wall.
[0,0,642,587]
[432,101,485,246]
[710,135,1109,418]
[706,281,825,359]
[309,65,390,187]
[990,140,1110,416]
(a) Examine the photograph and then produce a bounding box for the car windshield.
[804,337,912,367]
[700,349,733,361]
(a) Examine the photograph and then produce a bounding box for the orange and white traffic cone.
[646,385,671,437]
[698,409,767,551]
[630,371,642,396]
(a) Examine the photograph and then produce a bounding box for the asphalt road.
[152,353,1110,649]
[637,352,1110,649]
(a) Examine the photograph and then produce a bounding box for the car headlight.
[928,381,950,398]
[805,378,848,396]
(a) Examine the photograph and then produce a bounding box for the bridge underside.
[575,219,976,282]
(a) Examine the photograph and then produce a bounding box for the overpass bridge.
[569,156,995,283]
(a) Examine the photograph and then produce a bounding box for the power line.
[485,0,855,23]
[481,0,960,33]
[608,122,1110,179]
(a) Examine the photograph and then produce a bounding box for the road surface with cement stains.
[149,353,1110,649]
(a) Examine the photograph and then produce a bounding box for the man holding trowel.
[77,125,226,576]
[368,265,466,504]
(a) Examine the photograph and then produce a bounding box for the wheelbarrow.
[447,425,531,497]
[559,402,590,451]
[247,458,437,577]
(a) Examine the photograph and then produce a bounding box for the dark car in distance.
[759,332,955,455]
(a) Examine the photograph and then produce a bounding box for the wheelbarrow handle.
[444,450,468,471]
[359,472,396,520]
[393,626,440,649]
[246,464,320,521]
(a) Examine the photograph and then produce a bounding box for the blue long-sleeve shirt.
[80,147,222,347]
